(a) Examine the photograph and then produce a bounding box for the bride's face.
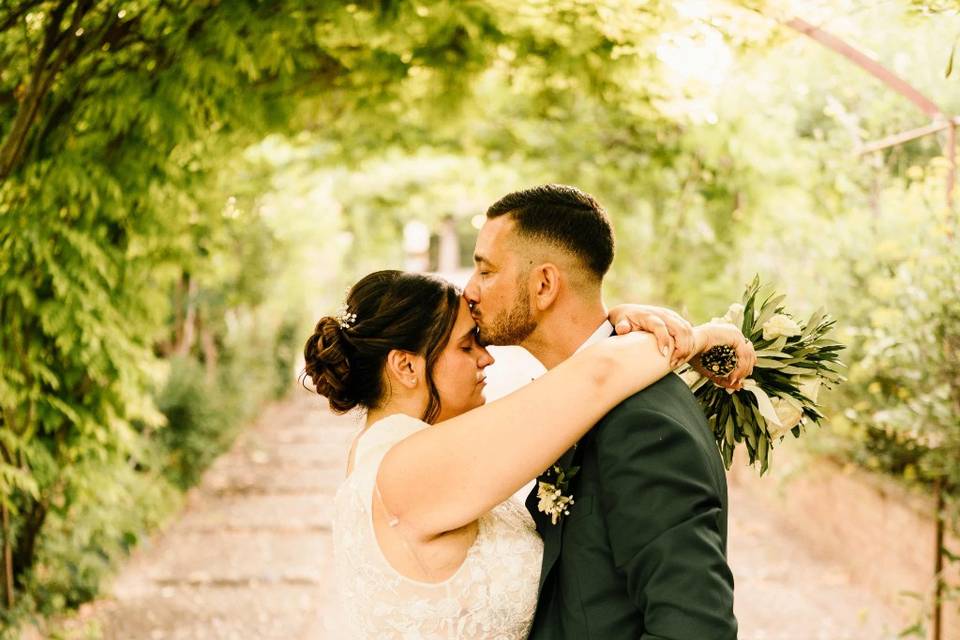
[431,299,495,422]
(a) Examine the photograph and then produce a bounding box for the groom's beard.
[477,286,537,347]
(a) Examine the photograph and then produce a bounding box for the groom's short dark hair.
[486,184,614,280]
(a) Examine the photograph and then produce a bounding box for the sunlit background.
[1,0,959,638]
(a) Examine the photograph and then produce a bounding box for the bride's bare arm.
[378,323,747,539]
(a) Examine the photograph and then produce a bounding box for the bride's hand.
[691,322,756,390]
[609,304,694,369]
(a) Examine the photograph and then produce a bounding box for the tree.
[0,0,736,617]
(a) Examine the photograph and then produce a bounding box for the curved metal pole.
[947,122,956,219]
[785,17,946,119]
[785,16,957,226]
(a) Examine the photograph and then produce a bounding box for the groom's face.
[464,216,537,346]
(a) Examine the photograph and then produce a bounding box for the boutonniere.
[537,464,579,525]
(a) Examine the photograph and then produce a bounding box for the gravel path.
[50,391,903,639]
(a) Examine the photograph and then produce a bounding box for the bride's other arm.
[610,303,755,390]
[378,322,749,540]
[608,303,695,369]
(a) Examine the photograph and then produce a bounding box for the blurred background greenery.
[0,0,958,634]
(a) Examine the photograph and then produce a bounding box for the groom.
[464,184,738,639]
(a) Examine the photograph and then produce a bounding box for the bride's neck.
[365,393,429,429]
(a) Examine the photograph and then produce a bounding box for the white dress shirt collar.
[573,319,614,356]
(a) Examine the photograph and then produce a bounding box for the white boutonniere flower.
[537,464,578,525]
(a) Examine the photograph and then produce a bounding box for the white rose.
[768,396,803,438]
[762,314,802,341]
[711,303,745,328]
[724,303,745,327]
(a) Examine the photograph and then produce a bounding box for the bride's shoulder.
[366,413,429,439]
[377,412,429,427]
[352,413,429,469]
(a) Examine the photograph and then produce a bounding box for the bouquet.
[684,276,846,475]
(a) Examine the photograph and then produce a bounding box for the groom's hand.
[609,304,695,369]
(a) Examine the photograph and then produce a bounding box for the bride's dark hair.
[302,270,461,424]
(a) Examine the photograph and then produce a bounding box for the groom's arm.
[595,405,737,640]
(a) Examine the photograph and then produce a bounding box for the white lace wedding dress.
[332,413,543,639]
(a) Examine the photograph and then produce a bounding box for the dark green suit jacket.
[525,372,737,640]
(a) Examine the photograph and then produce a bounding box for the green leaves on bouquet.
[686,276,846,475]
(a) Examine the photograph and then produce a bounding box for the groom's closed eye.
[474,328,490,348]
[474,253,493,269]
[457,326,481,350]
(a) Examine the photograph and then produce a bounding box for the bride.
[303,269,752,639]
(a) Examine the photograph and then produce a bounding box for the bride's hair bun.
[303,316,357,412]
[301,270,461,422]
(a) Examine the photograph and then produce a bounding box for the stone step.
[200,464,345,498]
[174,494,333,532]
[87,584,329,640]
[117,530,330,589]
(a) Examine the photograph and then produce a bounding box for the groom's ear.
[531,263,562,311]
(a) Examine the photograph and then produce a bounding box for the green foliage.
[27,456,178,613]
[157,312,298,492]
[806,204,960,490]
[154,357,232,490]
[0,323,294,635]
[0,0,958,633]
[0,0,334,626]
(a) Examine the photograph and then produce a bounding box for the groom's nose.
[463,274,480,304]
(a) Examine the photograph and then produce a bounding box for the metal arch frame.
[785,16,958,215]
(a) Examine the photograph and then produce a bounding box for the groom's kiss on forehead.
[464,184,615,354]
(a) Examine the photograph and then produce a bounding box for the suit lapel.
[526,444,579,596]
[526,328,615,597]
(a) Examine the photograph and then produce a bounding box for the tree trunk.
[174,274,198,357]
[0,0,80,180]
[200,321,218,385]
[933,477,944,640]
[11,499,46,588]
[2,501,13,609]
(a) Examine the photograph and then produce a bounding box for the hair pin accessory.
[336,306,358,329]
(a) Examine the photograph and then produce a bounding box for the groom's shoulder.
[610,372,696,415]
[592,372,705,440]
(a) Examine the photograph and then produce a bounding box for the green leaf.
[801,308,826,338]
[758,433,769,475]
[942,545,960,563]
[755,358,786,368]
[897,621,926,639]
[722,442,734,469]
[768,335,789,352]
[755,294,786,328]
[742,416,758,449]
[780,365,814,375]
[946,35,958,78]
[753,349,789,358]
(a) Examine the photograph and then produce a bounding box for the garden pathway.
[52,389,903,639]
